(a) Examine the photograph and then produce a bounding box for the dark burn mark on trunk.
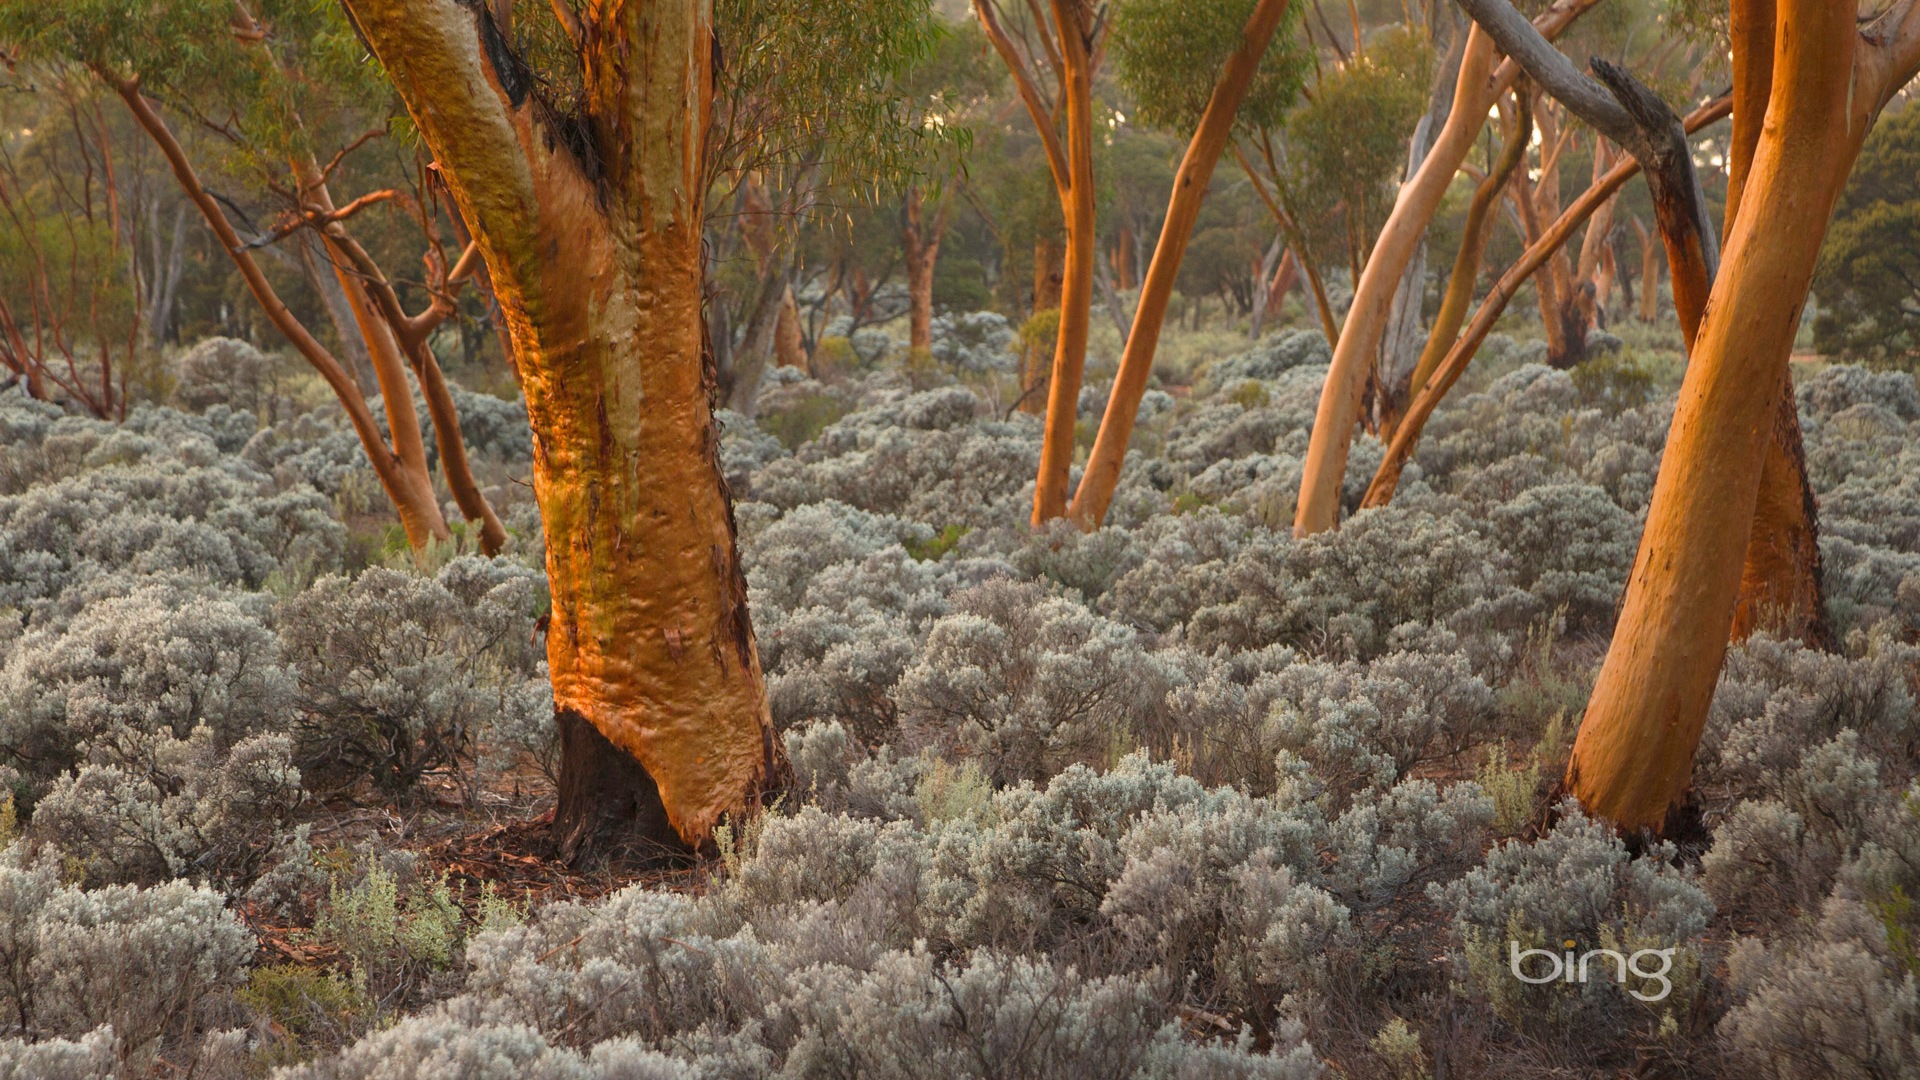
[458,0,530,107]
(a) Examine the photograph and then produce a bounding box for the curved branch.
[974,0,1070,192]
[1362,93,1732,509]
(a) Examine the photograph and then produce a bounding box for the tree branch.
[1363,92,1732,508]
[1456,0,1636,145]
[974,0,1070,192]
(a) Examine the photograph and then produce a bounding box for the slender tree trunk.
[1236,147,1344,347]
[1069,0,1296,527]
[300,234,379,395]
[775,285,808,371]
[343,0,780,853]
[146,201,188,348]
[1361,96,1732,509]
[112,78,452,551]
[1292,26,1494,536]
[902,186,948,352]
[1395,89,1529,437]
[1031,0,1098,525]
[1267,246,1301,315]
[1632,216,1661,322]
[1032,235,1065,314]
[296,164,453,548]
[1376,31,1466,427]
[1250,235,1285,340]
[1566,0,1868,831]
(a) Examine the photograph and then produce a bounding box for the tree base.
[550,708,693,870]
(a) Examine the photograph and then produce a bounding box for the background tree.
[1291,0,1604,538]
[1068,0,1310,527]
[971,0,1105,524]
[1814,100,1920,371]
[0,0,507,554]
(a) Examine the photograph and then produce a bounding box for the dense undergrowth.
[0,314,1915,1078]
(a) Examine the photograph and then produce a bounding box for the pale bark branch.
[1363,93,1731,508]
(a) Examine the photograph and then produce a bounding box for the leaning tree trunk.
[973,0,1098,524]
[1031,1,1098,525]
[343,0,779,857]
[1566,0,1879,831]
[1721,0,1831,648]
[1292,25,1495,536]
[1068,0,1297,528]
[113,79,454,552]
[1396,89,1530,436]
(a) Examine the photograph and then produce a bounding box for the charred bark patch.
[550,707,692,869]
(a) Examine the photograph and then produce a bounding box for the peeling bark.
[343,0,781,851]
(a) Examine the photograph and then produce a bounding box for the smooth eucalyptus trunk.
[1566,0,1865,831]
[1068,0,1297,527]
[1030,1,1098,525]
[1293,26,1495,536]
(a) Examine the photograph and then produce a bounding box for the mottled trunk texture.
[342,0,779,856]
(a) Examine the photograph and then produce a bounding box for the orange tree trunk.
[974,0,1098,524]
[1031,0,1098,525]
[1398,89,1530,429]
[1290,0,1603,535]
[775,285,808,371]
[1566,0,1875,831]
[1292,26,1495,536]
[1033,235,1066,313]
[1068,0,1296,528]
[342,0,778,855]
[1361,96,1731,510]
[1632,216,1660,322]
[1721,0,1830,647]
[902,186,947,353]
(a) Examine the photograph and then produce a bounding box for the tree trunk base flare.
[1534,775,1712,857]
[550,708,694,869]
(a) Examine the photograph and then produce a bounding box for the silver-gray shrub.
[1489,483,1637,629]
[1701,732,1920,922]
[1431,805,1714,1027]
[0,587,290,782]
[1700,632,1918,797]
[171,336,281,419]
[748,390,1040,529]
[0,848,253,1070]
[895,579,1163,783]
[1265,650,1494,805]
[0,460,344,627]
[1185,504,1532,665]
[277,559,550,797]
[928,310,1019,374]
[32,729,303,888]
[1719,895,1920,1080]
[0,1025,119,1080]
